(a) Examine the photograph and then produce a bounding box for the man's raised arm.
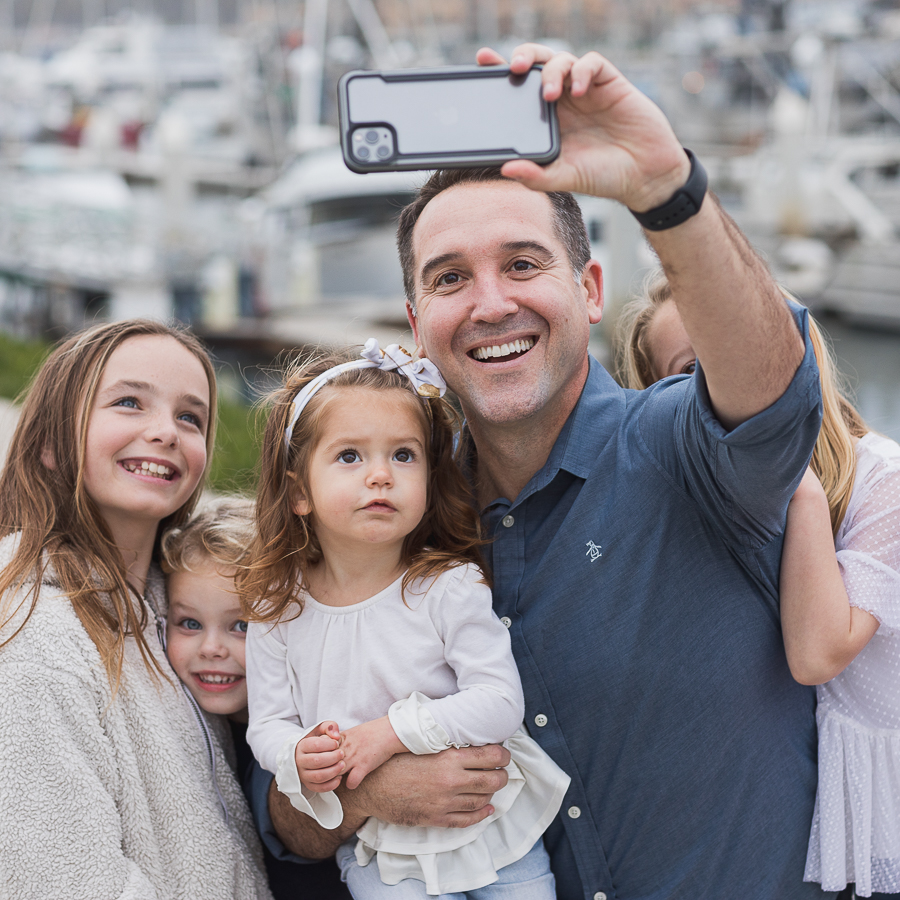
[477,43,805,430]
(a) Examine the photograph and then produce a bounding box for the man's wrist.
[629,149,707,230]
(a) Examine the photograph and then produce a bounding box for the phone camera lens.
[357,146,370,159]
[376,145,390,159]
[365,130,379,144]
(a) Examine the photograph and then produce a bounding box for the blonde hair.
[0,320,217,690]
[615,272,867,534]
[237,346,487,624]
[615,268,672,391]
[161,497,255,575]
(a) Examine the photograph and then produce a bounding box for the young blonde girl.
[618,275,900,898]
[239,341,569,898]
[0,320,271,900]
[161,498,351,899]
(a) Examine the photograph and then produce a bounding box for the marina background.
[0,0,899,486]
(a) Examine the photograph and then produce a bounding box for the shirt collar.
[467,357,627,512]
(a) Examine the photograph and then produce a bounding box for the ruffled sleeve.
[837,441,900,631]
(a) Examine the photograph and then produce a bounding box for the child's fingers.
[300,760,346,791]
[297,747,344,771]
[306,720,340,738]
[309,774,343,793]
[344,763,372,790]
[297,735,341,755]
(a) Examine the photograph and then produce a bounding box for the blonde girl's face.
[166,563,248,720]
[645,300,697,382]
[292,387,430,560]
[82,335,211,542]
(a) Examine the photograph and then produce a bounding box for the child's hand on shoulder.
[341,716,408,790]
[295,721,345,793]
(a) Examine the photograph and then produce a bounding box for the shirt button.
[534,713,548,727]
[502,515,515,528]
[594,893,608,900]
[567,805,581,819]
[500,616,512,628]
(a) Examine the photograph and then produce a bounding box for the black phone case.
[337,65,560,174]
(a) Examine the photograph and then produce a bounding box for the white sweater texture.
[0,535,273,900]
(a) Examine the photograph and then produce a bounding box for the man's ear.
[582,259,604,325]
[406,302,423,356]
[286,471,311,516]
[41,447,56,470]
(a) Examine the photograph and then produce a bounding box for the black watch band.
[629,149,708,231]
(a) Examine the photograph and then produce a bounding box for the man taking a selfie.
[257,43,827,899]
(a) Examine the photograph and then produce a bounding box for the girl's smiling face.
[82,335,210,545]
[166,563,248,719]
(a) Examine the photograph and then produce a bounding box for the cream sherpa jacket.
[0,535,273,900]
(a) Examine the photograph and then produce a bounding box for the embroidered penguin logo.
[585,540,602,562]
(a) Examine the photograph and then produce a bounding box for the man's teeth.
[124,461,173,479]
[197,674,241,684]
[473,338,534,361]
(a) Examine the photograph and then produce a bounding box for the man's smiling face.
[407,179,603,430]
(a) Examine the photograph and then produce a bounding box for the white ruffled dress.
[804,432,900,897]
[246,563,570,896]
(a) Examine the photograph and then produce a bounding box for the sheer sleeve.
[837,448,900,631]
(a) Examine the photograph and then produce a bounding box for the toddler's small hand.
[295,720,345,793]
[341,716,407,790]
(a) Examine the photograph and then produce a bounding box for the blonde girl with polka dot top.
[619,273,900,899]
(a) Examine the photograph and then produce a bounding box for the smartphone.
[337,65,560,174]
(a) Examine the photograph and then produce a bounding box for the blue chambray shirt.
[479,303,829,900]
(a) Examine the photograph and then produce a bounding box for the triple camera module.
[351,126,395,164]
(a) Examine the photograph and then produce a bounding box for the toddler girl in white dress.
[240,341,569,898]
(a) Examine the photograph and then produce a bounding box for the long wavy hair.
[238,347,487,624]
[0,320,217,690]
[615,272,867,534]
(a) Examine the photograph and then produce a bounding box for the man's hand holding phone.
[475,43,690,214]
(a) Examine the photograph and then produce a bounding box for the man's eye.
[394,448,415,463]
[437,272,461,286]
[338,450,360,464]
[511,260,536,272]
[233,620,248,635]
[180,618,202,631]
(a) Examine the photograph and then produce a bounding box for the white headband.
[283,338,447,454]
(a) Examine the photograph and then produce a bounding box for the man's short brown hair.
[397,167,592,313]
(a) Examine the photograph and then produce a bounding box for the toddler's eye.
[394,448,416,463]
[233,620,248,635]
[682,359,697,376]
[180,618,202,631]
[338,450,360,464]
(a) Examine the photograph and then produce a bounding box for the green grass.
[0,330,260,496]
[209,399,261,496]
[0,331,50,401]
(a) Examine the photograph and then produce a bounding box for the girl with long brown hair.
[240,340,570,899]
[0,320,271,900]
[617,277,900,899]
